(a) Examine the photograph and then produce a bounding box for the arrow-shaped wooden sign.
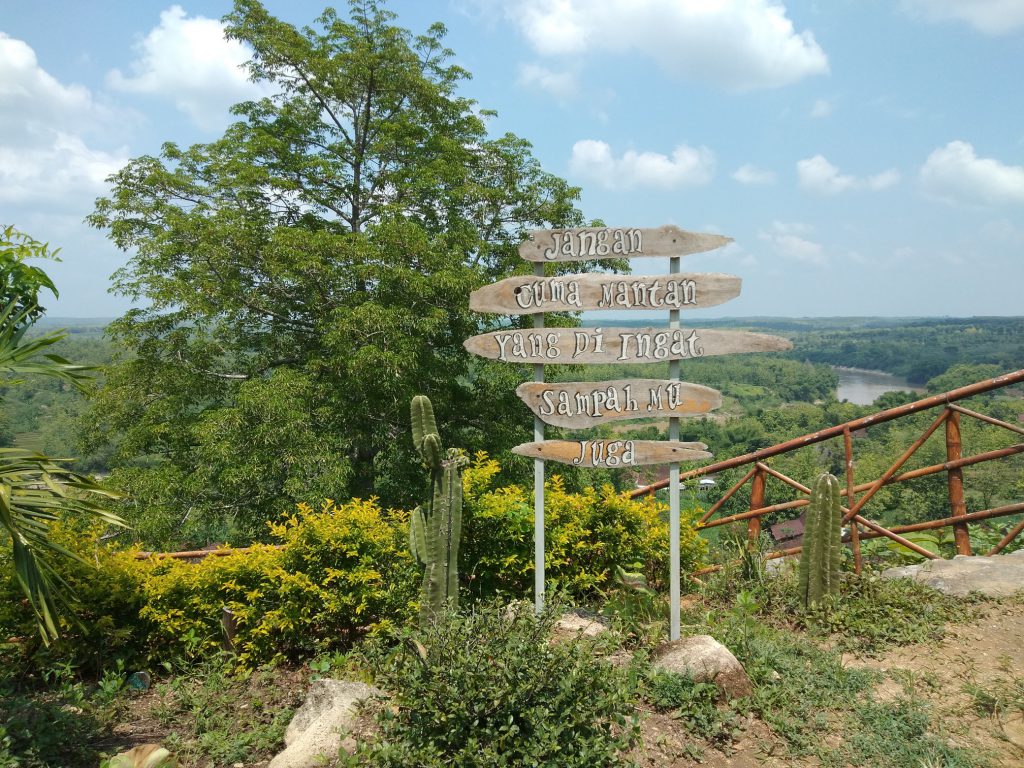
[518,225,732,263]
[470,272,741,315]
[512,439,712,468]
[465,326,791,365]
[516,379,721,429]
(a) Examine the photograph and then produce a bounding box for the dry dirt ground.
[632,599,1024,768]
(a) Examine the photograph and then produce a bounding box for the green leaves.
[86,1,589,542]
[0,447,124,643]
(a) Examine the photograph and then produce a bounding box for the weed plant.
[347,600,640,767]
[643,672,743,749]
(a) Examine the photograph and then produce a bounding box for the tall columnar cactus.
[410,395,466,622]
[798,472,842,608]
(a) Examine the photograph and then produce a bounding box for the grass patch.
[824,698,989,768]
[147,661,296,767]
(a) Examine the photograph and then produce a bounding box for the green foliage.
[0,686,106,768]
[85,0,597,546]
[461,454,706,599]
[797,472,842,608]
[643,672,743,748]
[0,226,122,643]
[348,601,639,767]
[0,225,60,326]
[409,394,465,622]
[140,499,418,668]
[822,698,988,768]
[147,661,293,766]
[0,519,147,679]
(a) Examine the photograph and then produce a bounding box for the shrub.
[0,518,148,681]
[141,499,419,667]
[1,499,419,673]
[461,453,706,599]
[349,601,639,767]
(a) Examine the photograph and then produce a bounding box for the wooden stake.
[945,409,972,555]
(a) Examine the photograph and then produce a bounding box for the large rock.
[880,550,1024,598]
[651,635,753,700]
[269,679,383,768]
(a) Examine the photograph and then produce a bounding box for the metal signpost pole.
[669,254,681,641]
[533,261,545,614]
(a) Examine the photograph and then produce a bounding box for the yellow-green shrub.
[1,498,418,674]
[140,499,418,668]
[461,453,706,599]
[0,518,149,679]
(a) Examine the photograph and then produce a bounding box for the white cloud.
[107,5,269,131]
[920,141,1024,206]
[797,155,856,194]
[517,63,578,99]
[901,0,1024,35]
[797,154,901,195]
[569,139,715,189]
[759,221,826,265]
[867,169,902,190]
[0,33,129,206]
[505,0,828,90]
[809,98,832,118]
[0,134,127,205]
[733,163,776,185]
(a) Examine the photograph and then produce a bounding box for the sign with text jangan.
[464,326,792,364]
[516,379,721,429]
[470,272,741,315]
[518,225,732,263]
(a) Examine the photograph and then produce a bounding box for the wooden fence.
[630,368,1024,573]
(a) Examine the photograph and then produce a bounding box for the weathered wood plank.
[512,439,712,468]
[516,379,721,428]
[464,327,792,364]
[470,272,741,315]
[518,225,732,263]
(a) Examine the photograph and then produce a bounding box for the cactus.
[797,472,842,608]
[410,395,466,622]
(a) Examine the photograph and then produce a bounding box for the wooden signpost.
[512,439,712,467]
[469,272,741,314]
[516,379,722,429]
[464,223,789,641]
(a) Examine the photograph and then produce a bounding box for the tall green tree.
[86,0,597,547]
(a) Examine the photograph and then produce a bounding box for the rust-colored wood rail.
[632,368,1024,571]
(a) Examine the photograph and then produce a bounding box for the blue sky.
[1,0,1022,318]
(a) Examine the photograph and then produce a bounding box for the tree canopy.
[86,0,594,546]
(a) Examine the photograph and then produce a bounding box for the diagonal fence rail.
[630,368,1024,573]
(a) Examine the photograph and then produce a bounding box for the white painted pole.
[669,254,681,641]
[533,262,545,614]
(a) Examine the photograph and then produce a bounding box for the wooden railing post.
[749,467,766,548]
[945,408,972,555]
[843,427,862,574]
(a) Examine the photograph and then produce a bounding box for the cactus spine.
[410,395,465,622]
[798,472,842,607]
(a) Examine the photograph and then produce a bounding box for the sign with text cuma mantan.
[469,272,741,315]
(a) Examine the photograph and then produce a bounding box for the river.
[833,366,923,406]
